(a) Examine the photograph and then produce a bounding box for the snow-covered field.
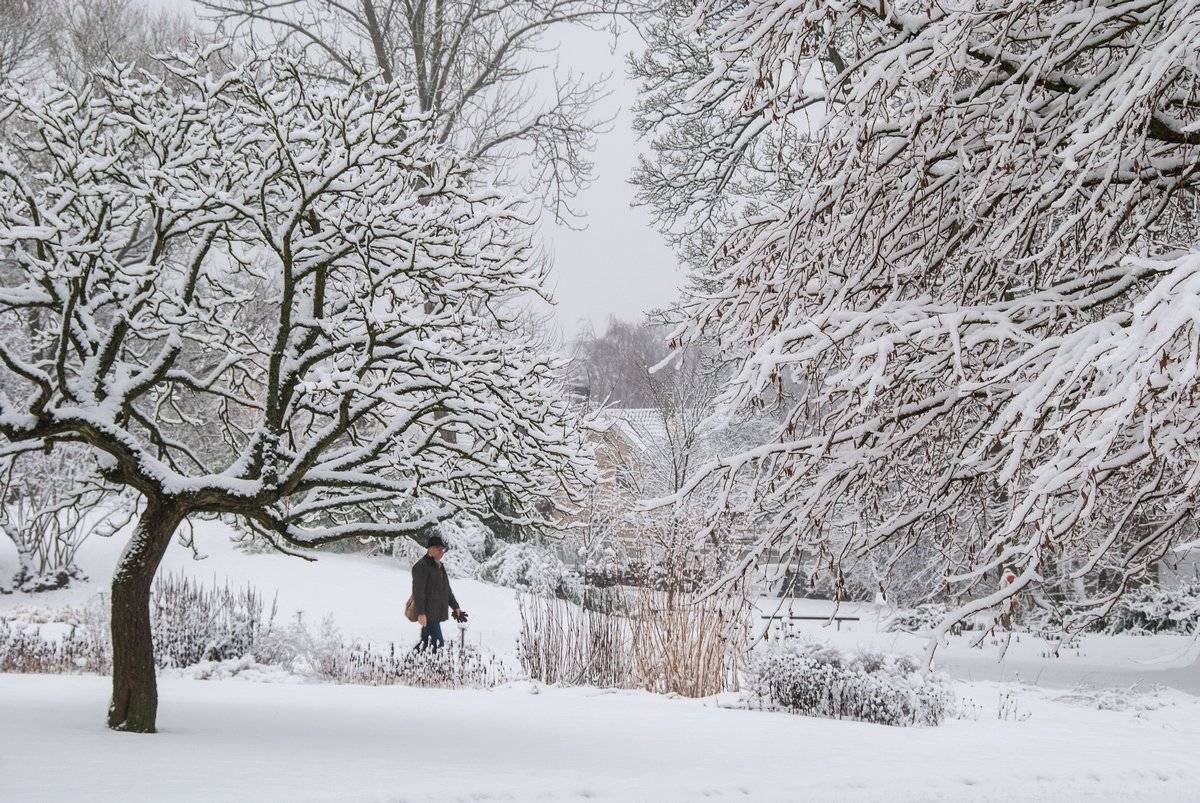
[4,525,1200,801]
[3,673,1200,802]
[0,522,525,653]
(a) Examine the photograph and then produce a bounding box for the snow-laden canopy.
[638,0,1200,631]
[0,46,593,547]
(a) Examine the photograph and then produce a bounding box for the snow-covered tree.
[195,0,637,220]
[638,1,1200,640]
[0,46,592,732]
[0,0,199,598]
[0,0,49,84]
[46,0,201,86]
[569,317,670,407]
[0,448,133,592]
[630,0,808,277]
[0,0,200,86]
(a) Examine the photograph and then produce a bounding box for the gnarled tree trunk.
[107,497,183,733]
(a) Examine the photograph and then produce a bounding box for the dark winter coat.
[411,555,459,622]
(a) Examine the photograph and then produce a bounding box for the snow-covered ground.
[5,525,1198,693]
[754,597,1200,693]
[4,524,1200,801]
[0,521,525,653]
[3,672,1199,802]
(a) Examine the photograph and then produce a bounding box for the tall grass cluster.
[517,588,737,697]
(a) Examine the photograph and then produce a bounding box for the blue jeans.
[419,619,444,651]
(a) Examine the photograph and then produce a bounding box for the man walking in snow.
[411,535,466,650]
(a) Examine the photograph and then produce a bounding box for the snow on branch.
[0,45,593,544]
[638,1,1200,632]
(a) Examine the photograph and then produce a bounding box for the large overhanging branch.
[635,0,1200,641]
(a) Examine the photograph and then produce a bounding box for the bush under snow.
[1105,582,1200,635]
[0,608,109,674]
[436,516,493,578]
[746,642,952,727]
[151,571,279,668]
[883,603,983,635]
[478,542,583,601]
[0,575,506,689]
[1053,681,1172,714]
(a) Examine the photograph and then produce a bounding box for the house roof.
[599,408,669,451]
[585,410,655,452]
[586,407,724,454]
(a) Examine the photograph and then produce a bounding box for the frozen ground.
[3,672,1199,802]
[4,525,1200,801]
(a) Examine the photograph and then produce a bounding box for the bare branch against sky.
[144,0,680,337]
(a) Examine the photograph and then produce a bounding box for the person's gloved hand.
[452,609,468,623]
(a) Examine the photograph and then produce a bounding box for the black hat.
[426,535,447,549]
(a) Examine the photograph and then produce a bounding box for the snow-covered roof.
[585,407,720,453]
[585,412,653,453]
[598,408,669,452]
[585,406,778,466]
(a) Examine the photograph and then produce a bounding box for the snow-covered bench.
[761,613,861,632]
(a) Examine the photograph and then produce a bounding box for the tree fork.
[107,496,183,733]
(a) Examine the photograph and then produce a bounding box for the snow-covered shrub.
[0,575,278,672]
[360,514,493,579]
[1054,682,1171,714]
[436,516,493,578]
[574,550,732,595]
[575,554,631,588]
[150,572,278,668]
[0,600,106,628]
[883,603,980,635]
[0,619,108,673]
[1105,582,1200,635]
[1,593,508,689]
[0,451,132,593]
[480,543,583,601]
[0,604,110,674]
[746,642,952,727]
[256,611,506,689]
[252,611,344,675]
[321,640,507,689]
[883,603,946,633]
[176,655,304,683]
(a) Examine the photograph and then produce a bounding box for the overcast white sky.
[534,25,682,339]
[151,1,684,339]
